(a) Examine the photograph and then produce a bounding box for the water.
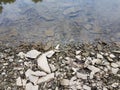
[0,0,120,45]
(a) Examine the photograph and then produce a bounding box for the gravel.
[0,41,120,90]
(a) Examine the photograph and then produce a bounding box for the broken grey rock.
[76,72,88,79]
[25,83,38,90]
[37,54,51,73]
[109,54,115,58]
[18,52,25,58]
[25,50,41,59]
[97,53,103,59]
[37,73,54,84]
[44,50,55,58]
[83,85,91,90]
[111,63,119,68]
[60,79,70,86]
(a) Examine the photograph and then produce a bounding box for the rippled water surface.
[0,0,120,44]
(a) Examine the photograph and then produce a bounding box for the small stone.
[111,68,119,74]
[18,52,25,58]
[76,72,88,79]
[106,57,113,62]
[29,75,38,84]
[103,87,108,90]
[109,54,115,58]
[37,73,54,84]
[44,41,52,51]
[97,53,103,59]
[113,51,120,54]
[83,85,91,90]
[76,55,81,60]
[25,83,38,90]
[37,54,51,73]
[60,79,70,86]
[9,58,13,62]
[111,83,119,87]
[76,50,81,55]
[16,77,22,86]
[25,50,41,59]
[44,50,55,58]
[49,64,56,72]
[111,63,119,68]
[92,59,102,65]
[97,44,102,51]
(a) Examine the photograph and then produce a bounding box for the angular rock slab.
[37,54,51,73]
[37,73,54,84]
[25,50,41,59]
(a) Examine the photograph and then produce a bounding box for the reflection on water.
[0,0,120,45]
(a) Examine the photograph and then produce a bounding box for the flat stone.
[109,54,116,58]
[83,85,91,90]
[25,83,38,90]
[37,73,54,84]
[111,68,119,74]
[76,72,88,79]
[44,50,55,58]
[111,63,119,68]
[37,54,51,73]
[18,52,25,58]
[97,53,103,59]
[25,50,41,59]
[60,79,70,86]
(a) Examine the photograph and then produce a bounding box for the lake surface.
[0,0,120,45]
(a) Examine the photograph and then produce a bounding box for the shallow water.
[0,0,120,45]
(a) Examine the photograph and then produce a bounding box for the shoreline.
[0,41,120,90]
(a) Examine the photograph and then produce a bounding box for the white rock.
[25,83,38,90]
[92,59,102,65]
[83,85,91,90]
[111,63,119,68]
[55,44,60,50]
[76,50,81,55]
[29,75,38,84]
[44,50,55,58]
[87,65,100,79]
[18,52,25,58]
[76,72,88,79]
[25,50,41,59]
[97,53,103,59]
[37,73,54,84]
[111,68,119,74]
[16,77,22,86]
[32,71,47,77]
[49,64,56,72]
[37,54,51,73]
[109,54,115,58]
[76,55,81,60]
[107,57,113,62]
[111,83,119,87]
[25,69,34,78]
[103,87,108,90]
[60,79,70,86]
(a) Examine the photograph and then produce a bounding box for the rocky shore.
[0,41,120,90]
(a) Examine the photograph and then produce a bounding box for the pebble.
[25,83,38,90]
[18,52,25,58]
[111,63,119,68]
[76,72,88,79]
[44,50,55,58]
[109,54,116,58]
[97,53,103,59]
[25,49,41,59]
[60,79,70,86]
[76,50,81,55]
[16,77,22,86]
[111,83,119,87]
[92,59,102,65]
[37,54,51,73]
[37,73,54,84]
[111,68,119,74]
[83,85,91,90]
